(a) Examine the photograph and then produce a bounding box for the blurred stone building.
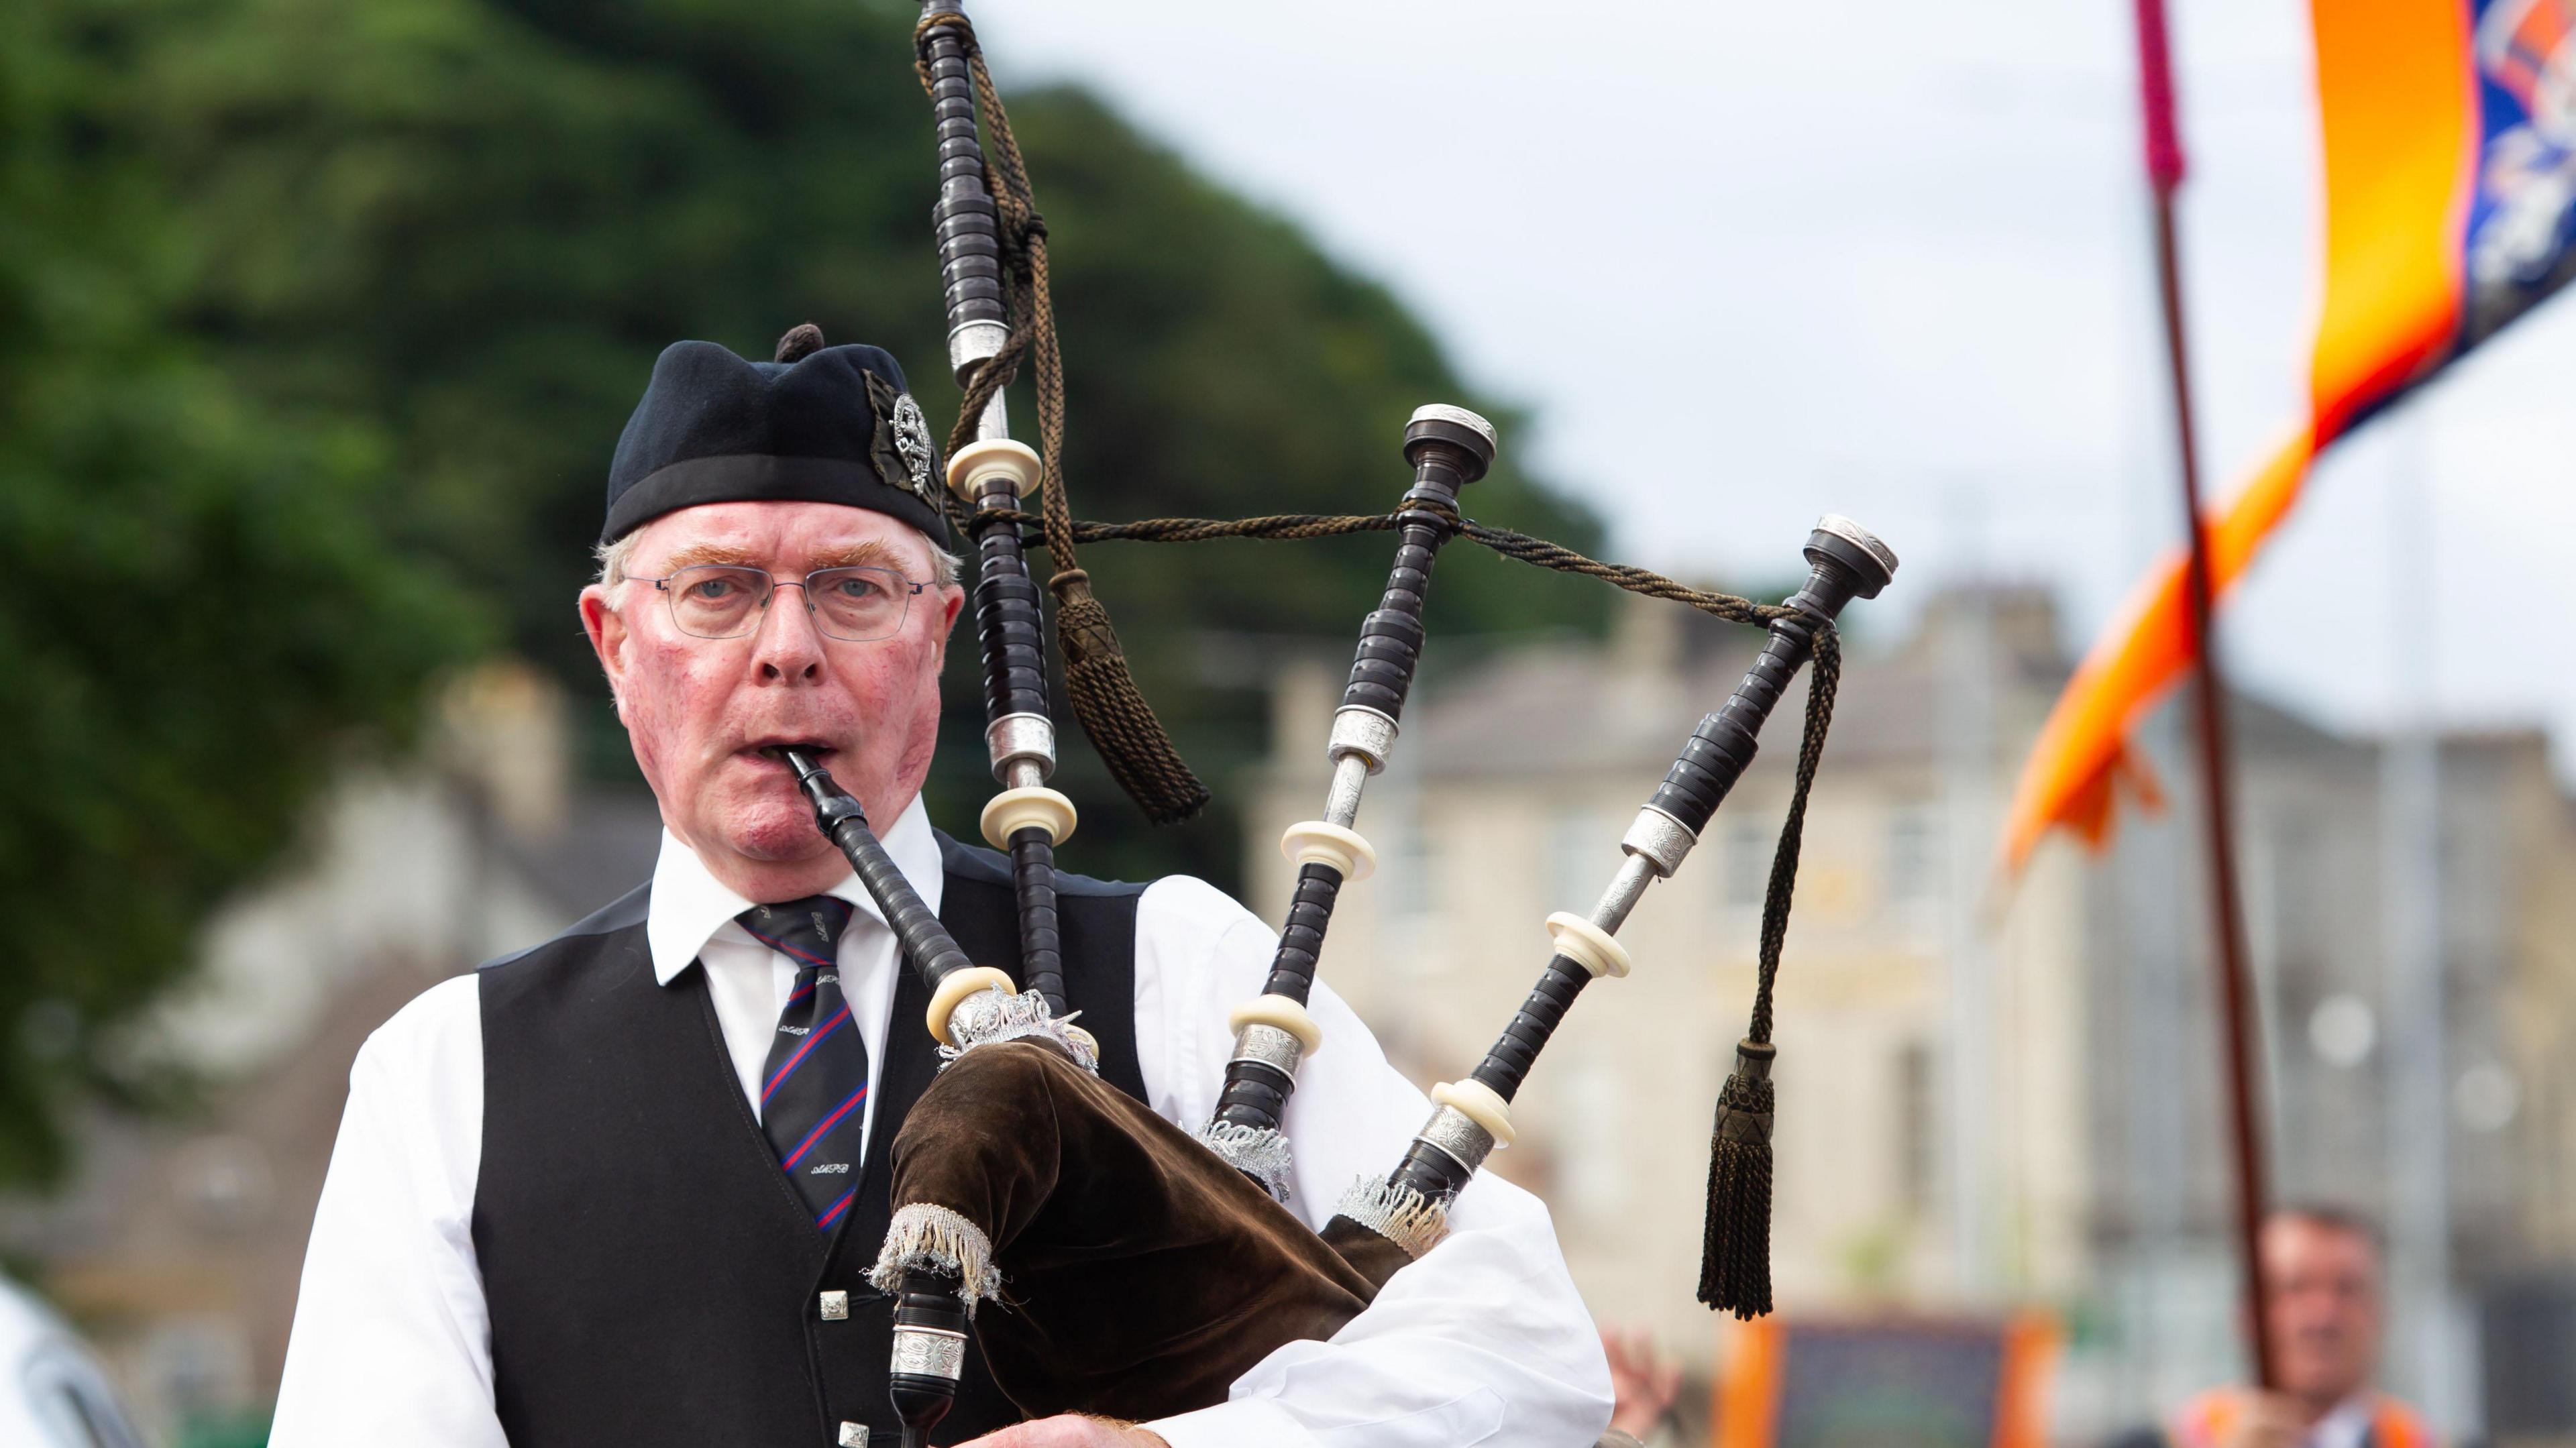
[1243,586,2576,1443]
[7,600,2575,1445]
[0,663,658,1446]
[1244,586,2094,1351]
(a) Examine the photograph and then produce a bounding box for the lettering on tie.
[808,1162,850,1175]
[780,1024,810,1036]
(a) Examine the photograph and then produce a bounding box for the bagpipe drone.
[783,4,1900,1443]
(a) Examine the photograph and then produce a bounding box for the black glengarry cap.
[602,328,951,548]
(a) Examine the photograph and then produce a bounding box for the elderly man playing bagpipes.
[272,5,1900,1445]
[268,309,1617,1446]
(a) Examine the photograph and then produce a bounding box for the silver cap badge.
[891,392,939,510]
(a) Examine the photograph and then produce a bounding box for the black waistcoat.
[473,832,1148,1447]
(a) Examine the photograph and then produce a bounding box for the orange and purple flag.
[2002,0,2576,873]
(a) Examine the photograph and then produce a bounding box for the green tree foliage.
[0,0,482,1184]
[1,0,1611,1178]
[127,0,1611,881]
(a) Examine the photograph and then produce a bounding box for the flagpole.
[2130,0,2277,1391]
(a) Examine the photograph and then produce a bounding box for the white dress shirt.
[271,797,1613,1447]
[2307,1398,2373,1448]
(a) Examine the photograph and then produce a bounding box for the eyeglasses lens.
[661,565,911,642]
[665,566,768,638]
[806,567,910,641]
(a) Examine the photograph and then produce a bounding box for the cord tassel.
[1051,569,1210,824]
[916,12,1208,824]
[1697,1039,1776,1317]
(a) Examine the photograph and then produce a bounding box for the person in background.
[1597,1326,1683,1448]
[2112,1207,2438,1448]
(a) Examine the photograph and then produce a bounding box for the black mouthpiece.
[782,748,867,838]
[784,748,979,992]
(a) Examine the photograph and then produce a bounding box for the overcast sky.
[969,0,2576,766]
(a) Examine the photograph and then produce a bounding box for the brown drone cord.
[917,11,1210,825]
[920,9,1831,1317]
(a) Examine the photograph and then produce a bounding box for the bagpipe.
[784,5,1901,1443]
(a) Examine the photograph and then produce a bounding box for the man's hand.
[2216,1392,2308,1448]
[957,1414,1171,1448]
[1601,1327,1682,1439]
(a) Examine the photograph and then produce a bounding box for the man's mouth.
[749,738,838,767]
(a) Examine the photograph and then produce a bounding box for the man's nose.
[749,581,827,681]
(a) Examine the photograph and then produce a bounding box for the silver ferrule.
[971,392,1011,443]
[1322,754,1371,830]
[985,712,1055,783]
[1588,852,1660,934]
[1327,706,1398,774]
[947,319,1010,376]
[1619,805,1699,879]
[1414,1105,1497,1178]
[1228,1022,1305,1078]
[947,321,1015,442]
[889,1325,969,1381]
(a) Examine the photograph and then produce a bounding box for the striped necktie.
[739,895,869,1231]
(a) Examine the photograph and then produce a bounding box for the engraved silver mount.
[1619,805,1699,879]
[1412,1105,1497,1178]
[1229,1022,1305,1078]
[889,1326,969,1380]
[947,319,1010,374]
[1328,706,1399,774]
[985,712,1057,781]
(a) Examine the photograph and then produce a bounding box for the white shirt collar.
[643,794,946,984]
[2308,1396,2375,1448]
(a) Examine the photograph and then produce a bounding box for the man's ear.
[580,582,629,712]
[928,582,966,675]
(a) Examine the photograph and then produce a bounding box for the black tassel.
[1697,1038,1776,1318]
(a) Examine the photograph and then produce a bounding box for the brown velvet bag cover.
[888,1040,1395,1421]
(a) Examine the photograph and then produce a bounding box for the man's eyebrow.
[811,541,912,573]
[657,542,764,572]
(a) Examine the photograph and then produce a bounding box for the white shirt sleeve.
[1132,877,1615,1448]
[268,974,506,1448]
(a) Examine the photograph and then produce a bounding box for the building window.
[1896,1040,1935,1217]
[1385,820,1436,920]
[1725,819,1772,907]
[1547,807,1617,912]
[1886,805,1940,905]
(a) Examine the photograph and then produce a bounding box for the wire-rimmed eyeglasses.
[633,564,928,643]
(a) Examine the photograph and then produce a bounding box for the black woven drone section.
[916,13,1209,825]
